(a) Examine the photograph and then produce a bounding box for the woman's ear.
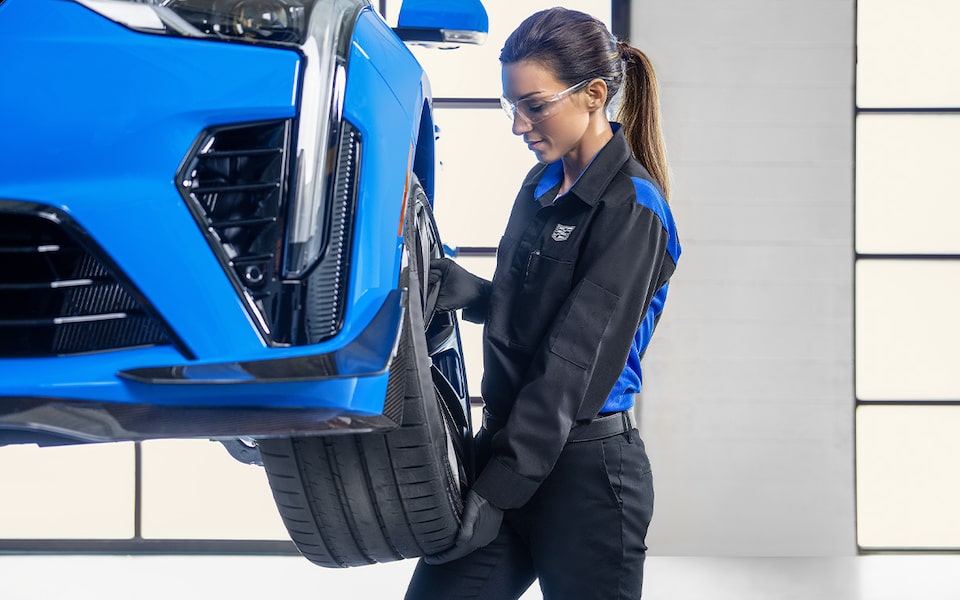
[585,78,608,110]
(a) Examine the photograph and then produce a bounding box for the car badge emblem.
[551,224,576,242]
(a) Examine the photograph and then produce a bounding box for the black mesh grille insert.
[0,210,171,357]
[179,120,289,342]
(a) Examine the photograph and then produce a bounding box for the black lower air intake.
[0,204,174,357]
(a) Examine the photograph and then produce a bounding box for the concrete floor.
[2,554,959,599]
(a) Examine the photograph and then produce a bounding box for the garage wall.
[630,1,857,555]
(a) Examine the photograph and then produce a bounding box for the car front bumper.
[0,290,406,445]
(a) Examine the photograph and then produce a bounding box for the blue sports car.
[0,0,487,567]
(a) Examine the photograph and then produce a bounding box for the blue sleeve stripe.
[601,280,671,411]
[631,177,681,264]
[636,281,668,356]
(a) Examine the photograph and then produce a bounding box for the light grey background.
[631,0,856,556]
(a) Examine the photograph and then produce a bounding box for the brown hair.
[500,8,670,200]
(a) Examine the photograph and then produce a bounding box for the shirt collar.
[533,161,563,204]
[532,124,632,207]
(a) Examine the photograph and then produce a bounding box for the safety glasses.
[500,79,591,125]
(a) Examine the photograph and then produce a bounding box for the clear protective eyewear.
[500,79,591,125]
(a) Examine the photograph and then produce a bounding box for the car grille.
[0,208,172,357]
[179,118,360,346]
[179,120,289,343]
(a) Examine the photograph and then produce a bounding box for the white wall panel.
[431,108,532,249]
[140,440,288,540]
[857,405,960,548]
[856,115,960,254]
[0,443,134,539]
[856,260,960,401]
[858,0,960,107]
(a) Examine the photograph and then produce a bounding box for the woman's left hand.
[423,489,503,564]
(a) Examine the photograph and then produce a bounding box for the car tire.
[257,176,469,568]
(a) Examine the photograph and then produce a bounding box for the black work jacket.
[463,127,680,510]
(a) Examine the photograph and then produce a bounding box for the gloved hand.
[428,257,488,313]
[423,489,503,565]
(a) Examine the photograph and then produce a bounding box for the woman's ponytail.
[617,43,670,201]
[501,9,670,201]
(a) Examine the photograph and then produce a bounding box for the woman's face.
[501,61,591,164]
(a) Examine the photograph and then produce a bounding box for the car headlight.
[74,0,318,45]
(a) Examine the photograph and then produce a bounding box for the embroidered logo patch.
[551,224,576,242]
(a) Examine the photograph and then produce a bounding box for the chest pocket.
[504,248,575,348]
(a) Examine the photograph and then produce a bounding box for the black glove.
[428,257,488,313]
[423,489,503,565]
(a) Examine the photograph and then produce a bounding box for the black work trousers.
[405,427,654,600]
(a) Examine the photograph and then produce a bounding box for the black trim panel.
[0,396,403,446]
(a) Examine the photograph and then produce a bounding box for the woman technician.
[406,7,681,599]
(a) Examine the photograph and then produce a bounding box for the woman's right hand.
[428,257,487,312]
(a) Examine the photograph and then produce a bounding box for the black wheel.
[257,175,471,568]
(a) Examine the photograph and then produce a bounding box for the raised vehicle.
[0,0,487,567]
